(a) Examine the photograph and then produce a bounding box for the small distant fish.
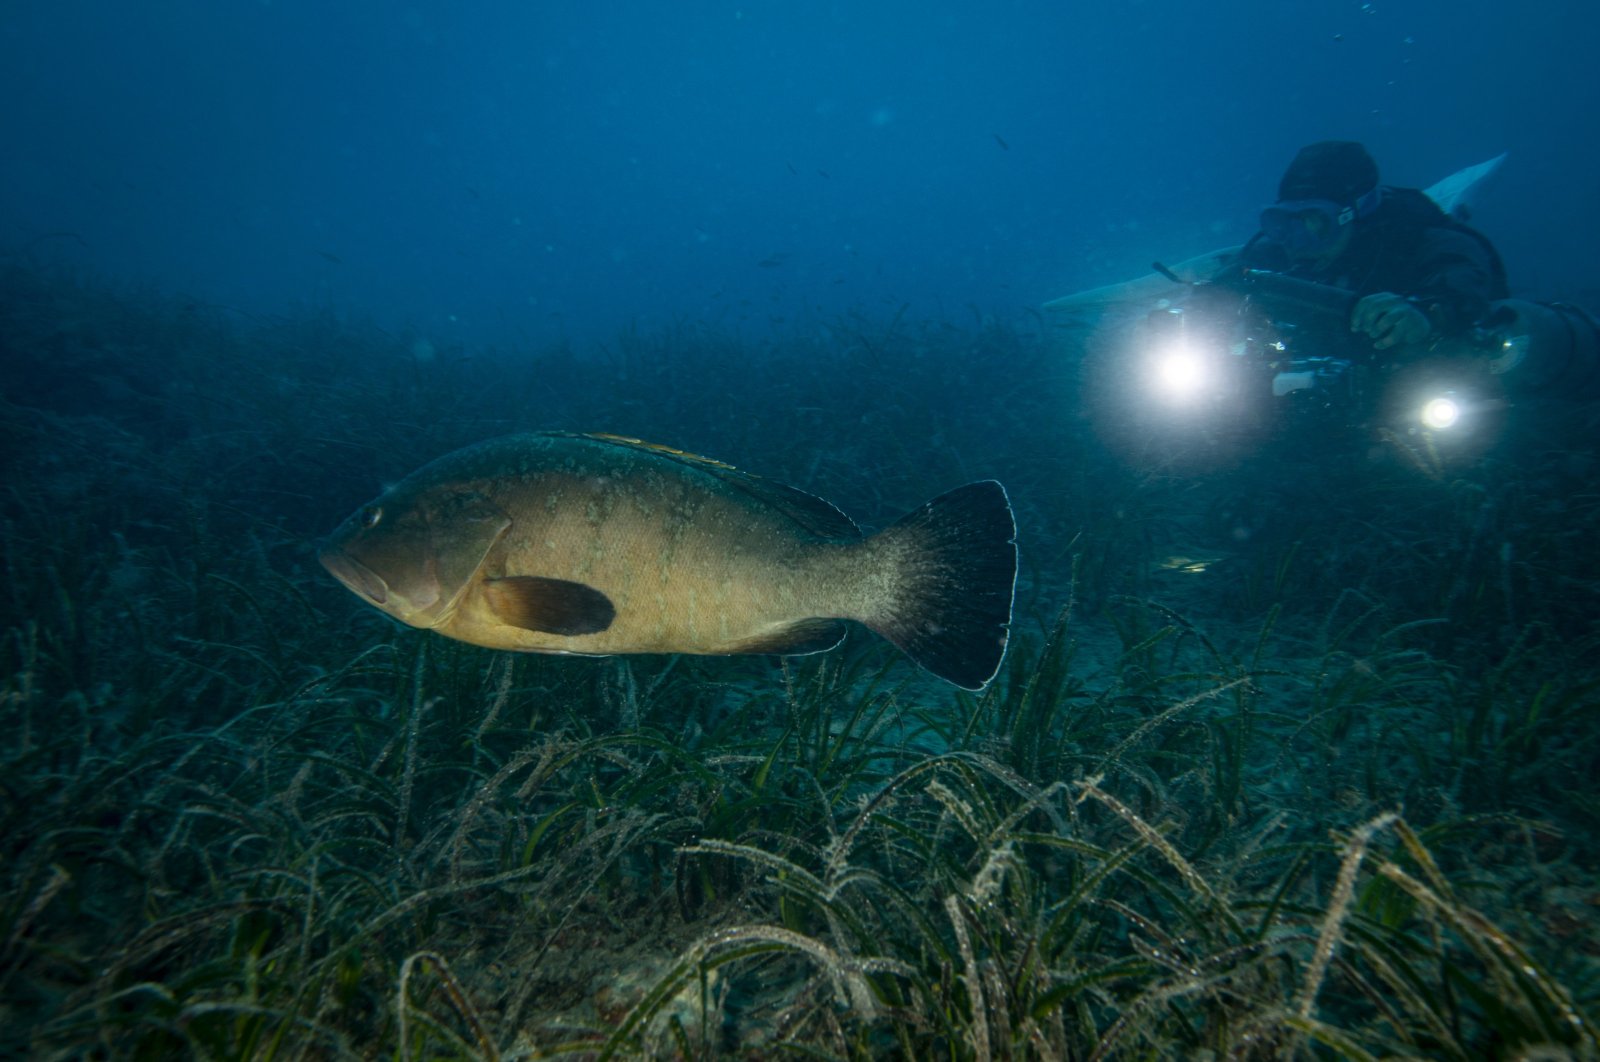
[992,132,1009,151]
[1151,552,1229,575]
[320,432,1017,689]
[786,161,798,175]
[466,186,480,200]
[817,168,831,179]
[757,253,789,268]
[317,250,343,264]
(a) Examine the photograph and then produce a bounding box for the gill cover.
[329,488,511,626]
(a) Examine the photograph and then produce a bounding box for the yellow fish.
[320,433,1017,689]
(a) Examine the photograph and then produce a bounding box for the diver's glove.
[1351,292,1434,351]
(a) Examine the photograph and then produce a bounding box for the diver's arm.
[1352,292,1432,350]
[1408,226,1503,338]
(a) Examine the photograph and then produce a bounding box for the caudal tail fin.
[864,480,1017,691]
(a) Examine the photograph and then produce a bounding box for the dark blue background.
[3,1,1593,349]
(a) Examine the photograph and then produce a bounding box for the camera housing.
[1077,267,1526,471]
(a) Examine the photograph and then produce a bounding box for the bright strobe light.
[1420,395,1461,430]
[1152,345,1208,401]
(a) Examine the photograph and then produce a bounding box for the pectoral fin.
[484,576,616,636]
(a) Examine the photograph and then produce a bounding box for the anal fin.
[726,619,847,657]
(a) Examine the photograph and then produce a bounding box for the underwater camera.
[1111,264,1600,463]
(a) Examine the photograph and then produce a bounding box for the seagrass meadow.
[3,261,1599,1060]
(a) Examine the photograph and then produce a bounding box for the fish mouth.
[319,547,389,605]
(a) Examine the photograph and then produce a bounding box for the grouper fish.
[319,432,1017,690]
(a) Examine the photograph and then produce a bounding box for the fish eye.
[360,506,383,529]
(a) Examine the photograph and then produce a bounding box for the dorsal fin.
[581,433,740,469]
[560,432,862,540]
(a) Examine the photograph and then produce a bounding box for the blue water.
[4,0,1594,350]
[6,5,1600,1055]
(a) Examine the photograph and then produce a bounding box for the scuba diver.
[1244,140,1508,354]
[1237,140,1596,399]
[1045,140,1598,464]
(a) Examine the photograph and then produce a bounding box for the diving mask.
[1260,185,1382,259]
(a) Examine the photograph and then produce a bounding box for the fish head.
[320,481,511,629]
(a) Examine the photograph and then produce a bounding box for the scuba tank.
[1477,299,1600,394]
